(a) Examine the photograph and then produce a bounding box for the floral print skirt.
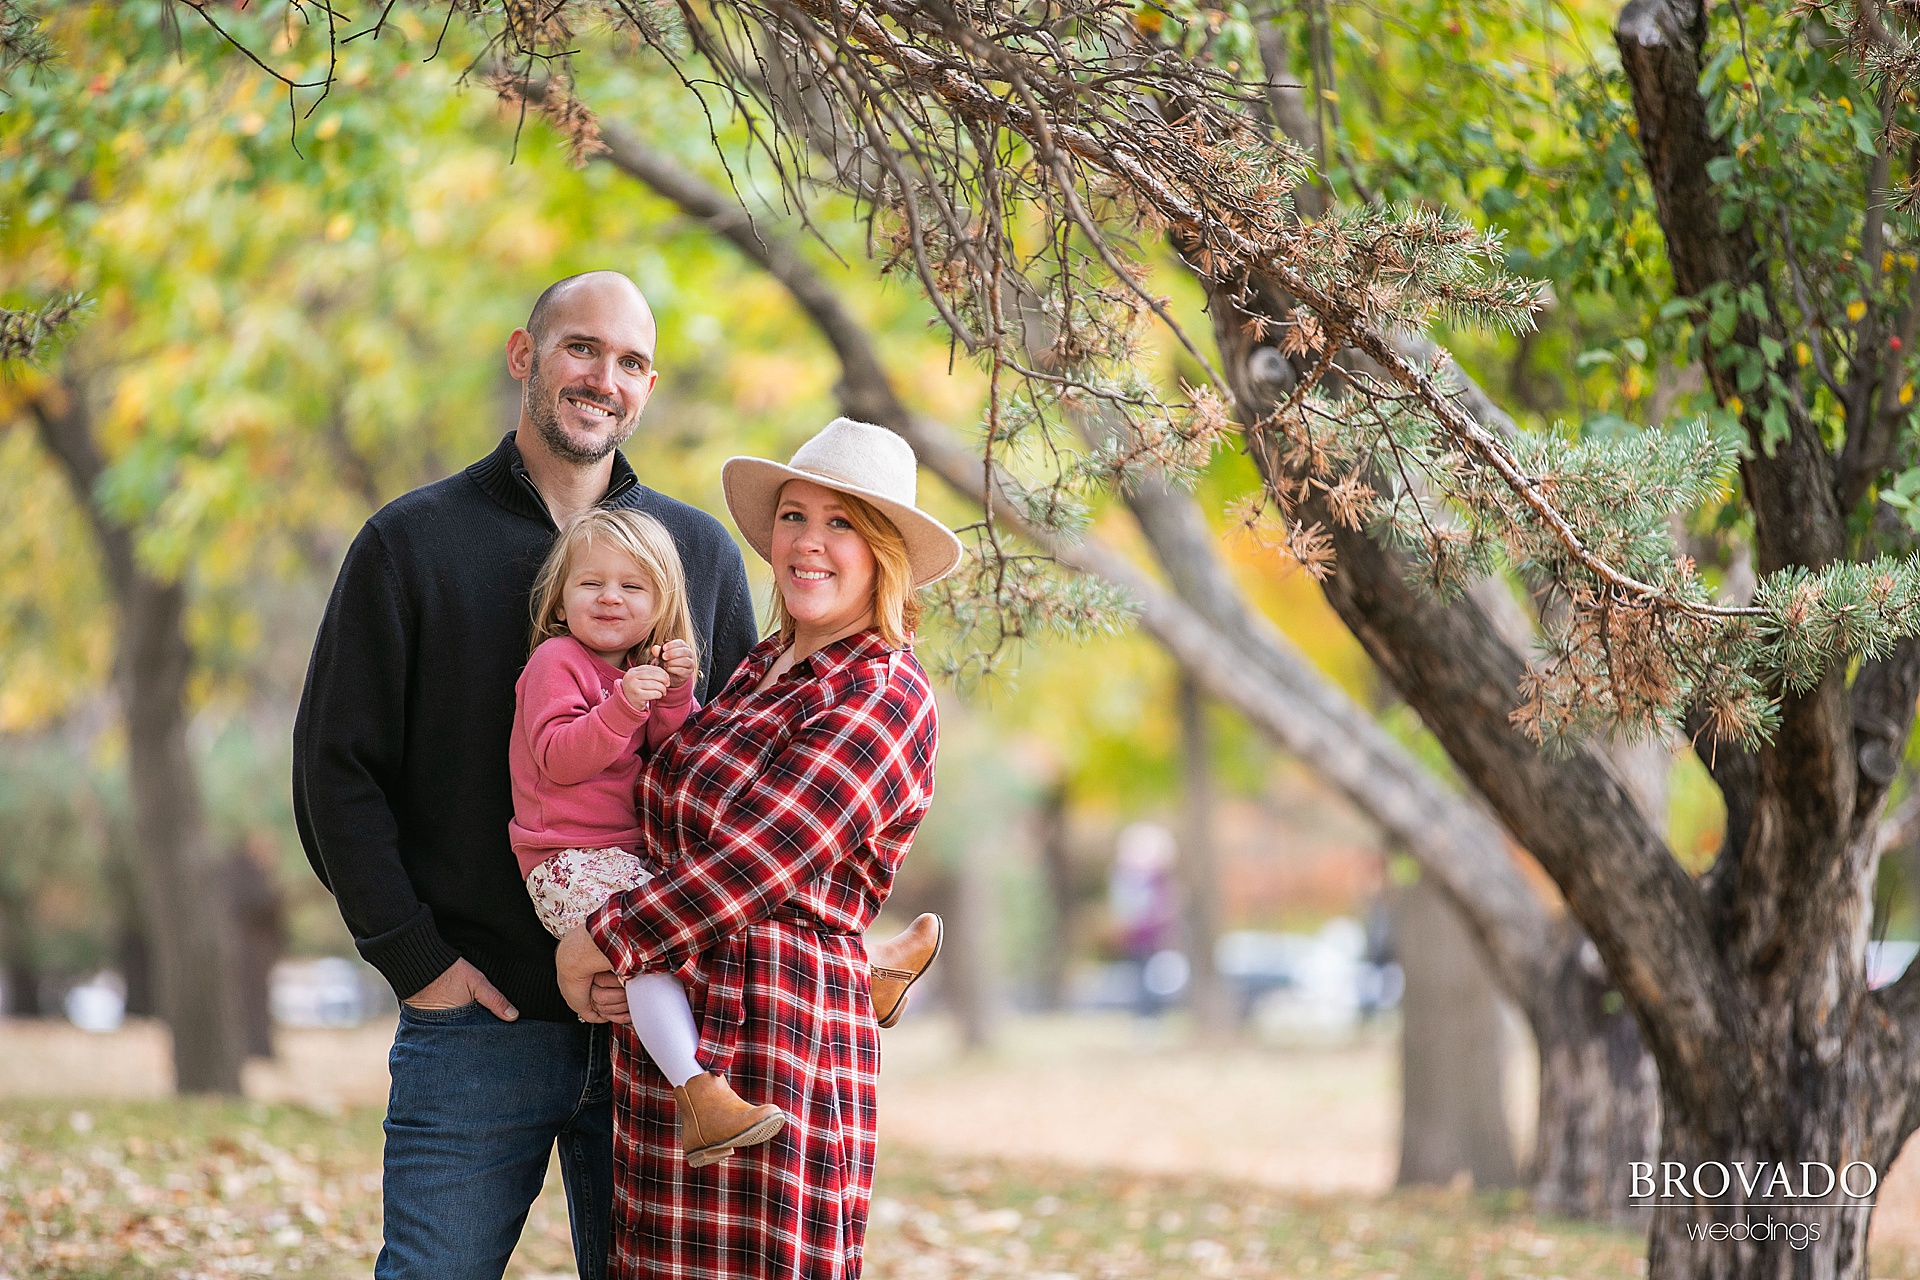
[525,847,653,938]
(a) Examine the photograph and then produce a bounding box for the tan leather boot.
[673,1072,787,1168]
[868,912,943,1028]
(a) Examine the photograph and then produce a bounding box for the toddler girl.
[511,507,786,1167]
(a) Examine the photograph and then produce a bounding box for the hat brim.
[722,457,966,588]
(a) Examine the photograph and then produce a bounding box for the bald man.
[294,272,759,1280]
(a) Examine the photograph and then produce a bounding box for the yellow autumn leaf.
[1727,395,1746,417]
[1902,383,1914,406]
[1849,300,1868,322]
[1796,342,1812,366]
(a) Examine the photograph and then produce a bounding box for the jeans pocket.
[398,999,487,1025]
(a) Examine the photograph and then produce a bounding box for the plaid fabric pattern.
[584,628,938,1280]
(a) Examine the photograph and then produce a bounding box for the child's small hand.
[654,639,697,688]
[622,664,671,708]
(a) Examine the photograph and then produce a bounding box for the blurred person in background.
[1110,821,1183,1016]
[291,271,759,1280]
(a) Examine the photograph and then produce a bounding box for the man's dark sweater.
[292,434,760,1022]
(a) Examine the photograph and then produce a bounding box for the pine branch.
[0,294,86,365]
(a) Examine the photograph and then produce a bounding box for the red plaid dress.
[584,627,938,1280]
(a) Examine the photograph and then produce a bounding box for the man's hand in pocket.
[404,958,519,1020]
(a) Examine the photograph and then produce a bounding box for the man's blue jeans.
[376,1002,612,1280]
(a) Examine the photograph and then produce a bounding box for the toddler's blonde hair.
[529,508,699,670]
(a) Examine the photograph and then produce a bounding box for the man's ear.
[506,327,535,380]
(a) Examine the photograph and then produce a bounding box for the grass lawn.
[0,1098,1658,1279]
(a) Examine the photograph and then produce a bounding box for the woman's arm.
[585,668,935,977]
[642,676,697,753]
[523,645,651,786]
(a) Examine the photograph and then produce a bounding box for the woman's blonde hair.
[529,508,699,669]
[768,487,921,648]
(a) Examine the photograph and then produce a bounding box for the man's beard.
[524,351,639,465]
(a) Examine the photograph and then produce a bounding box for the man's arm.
[292,524,468,1002]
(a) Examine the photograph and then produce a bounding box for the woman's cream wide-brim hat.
[722,418,965,588]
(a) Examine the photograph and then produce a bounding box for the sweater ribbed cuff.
[603,684,650,737]
[357,903,463,1000]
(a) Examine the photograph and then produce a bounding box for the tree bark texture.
[1393,872,1519,1191]
[29,380,246,1094]
[586,122,1655,1219]
[1529,927,1660,1225]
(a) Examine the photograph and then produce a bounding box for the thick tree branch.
[1197,261,1739,1116]
[1617,0,1881,1024]
[587,117,1564,1006]
[1616,0,1845,577]
[757,0,1761,623]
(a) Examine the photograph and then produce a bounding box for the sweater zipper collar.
[469,432,640,529]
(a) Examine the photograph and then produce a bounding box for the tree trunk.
[30,380,245,1094]
[1033,779,1075,1011]
[1393,872,1520,1190]
[944,840,999,1051]
[227,840,286,1060]
[1643,1052,1904,1280]
[0,889,43,1017]
[1530,927,1659,1223]
[1178,673,1232,1037]
[107,823,159,1019]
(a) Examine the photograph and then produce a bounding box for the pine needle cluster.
[0,0,53,78]
[0,293,85,366]
[921,543,1137,686]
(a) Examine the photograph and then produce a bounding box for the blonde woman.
[556,418,957,1280]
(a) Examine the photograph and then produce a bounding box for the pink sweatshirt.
[508,635,697,878]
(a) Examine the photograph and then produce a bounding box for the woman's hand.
[556,925,618,1022]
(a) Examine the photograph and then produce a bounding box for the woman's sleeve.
[585,672,933,977]
[524,648,650,786]
[642,679,698,753]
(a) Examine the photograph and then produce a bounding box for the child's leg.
[625,973,704,1087]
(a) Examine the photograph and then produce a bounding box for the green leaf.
[1850,113,1878,156]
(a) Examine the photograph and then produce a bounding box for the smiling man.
[292,271,758,1280]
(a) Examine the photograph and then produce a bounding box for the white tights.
[626,972,704,1087]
